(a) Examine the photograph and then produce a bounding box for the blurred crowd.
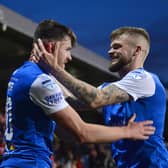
[51,140,116,168]
[0,113,5,162]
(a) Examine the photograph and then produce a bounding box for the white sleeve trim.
[112,69,155,101]
[29,74,69,115]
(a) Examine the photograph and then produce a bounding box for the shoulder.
[97,82,111,89]
[12,61,44,83]
[113,68,156,100]
[125,68,153,81]
[30,74,63,98]
[31,74,60,91]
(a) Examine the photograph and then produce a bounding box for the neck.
[118,62,144,78]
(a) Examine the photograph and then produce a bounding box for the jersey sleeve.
[112,69,155,101]
[29,74,69,115]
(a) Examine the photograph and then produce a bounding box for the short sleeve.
[29,74,69,115]
[112,69,155,101]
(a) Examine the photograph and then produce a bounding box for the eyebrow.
[111,42,122,48]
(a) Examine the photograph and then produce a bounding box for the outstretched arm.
[50,106,155,143]
[33,39,130,109]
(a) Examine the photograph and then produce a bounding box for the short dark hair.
[34,19,77,47]
[110,26,150,45]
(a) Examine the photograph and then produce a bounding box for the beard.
[108,54,132,72]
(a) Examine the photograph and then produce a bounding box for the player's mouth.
[110,56,119,64]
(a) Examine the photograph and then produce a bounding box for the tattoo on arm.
[66,97,91,111]
[97,84,131,106]
[52,67,130,108]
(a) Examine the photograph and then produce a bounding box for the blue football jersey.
[101,68,168,168]
[1,61,68,168]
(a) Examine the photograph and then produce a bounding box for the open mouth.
[111,57,119,63]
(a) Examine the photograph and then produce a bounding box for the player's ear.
[133,46,141,56]
[44,42,55,53]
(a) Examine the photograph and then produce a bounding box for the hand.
[31,39,60,72]
[126,114,155,140]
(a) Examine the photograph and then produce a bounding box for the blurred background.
[0,1,168,167]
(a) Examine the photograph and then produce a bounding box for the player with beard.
[34,26,168,168]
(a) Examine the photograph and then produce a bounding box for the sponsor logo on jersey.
[44,92,63,105]
[41,79,56,90]
[132,71,147,80]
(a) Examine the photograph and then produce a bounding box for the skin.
[108,34,136,74]
[31,37,155,143]
[55,36,72,69]
[108,34,147,77]
[33,34,148,108]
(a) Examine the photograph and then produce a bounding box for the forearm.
[51,106,128,143]
[81,123,129,143]
[51,66,99,107]
[66,97,92,111]
[53,76,91,111]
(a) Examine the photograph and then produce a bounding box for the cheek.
[122,49,130,58]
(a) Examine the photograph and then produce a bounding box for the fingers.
[128,119,155,140]
[138,123,155,140]
[144,125,155,131]
[32,39,48,58]
[140,120,153,126]
[139,135,149,140]
[32,39,49,64]
[144,127,155,135]
[140,120,155,135]
[52,41,61,67]
[37,38,47,55]
[33,43,39,57]
[29,44,40,62]
[53,41,61,56]
[144,123,155,134]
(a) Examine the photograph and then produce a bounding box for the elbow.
[75,125,91,143]
[89,101,102,109]
[89,91,104,109]
[89,102,97,109]
[77,136,87,144]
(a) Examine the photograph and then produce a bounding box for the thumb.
[129,113,136,123]
[53,41,61,57]
[53,41,61,66]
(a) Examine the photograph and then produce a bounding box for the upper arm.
[29,74,86,142]
[49,106,85,142]
[92,70,155,107]
[29,74,68,115]
[91,84,130,108]
[112,70,155,101]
